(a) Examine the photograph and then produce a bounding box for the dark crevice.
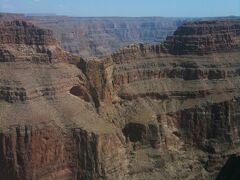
[122,123,147,143]
[216,155,240,180]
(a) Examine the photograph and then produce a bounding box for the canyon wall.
[25,16,184,57]
[164,20,240,55]
[79,19,240,180]
[0,20,128,180]
[1,17,240,180]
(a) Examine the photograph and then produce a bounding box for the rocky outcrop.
[77,57,114,109]
[0,124,69,179]
[0,20,56,45]
[164,20,240,55]
[0,20,129,180]
[73,129,128,180]
[0,19,70,64]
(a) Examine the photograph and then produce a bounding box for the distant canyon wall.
[26,16,185,57]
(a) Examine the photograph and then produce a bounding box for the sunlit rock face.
[79,19,240,180]
[0,20,129,180]
[164,20,240,55]
[1,16,240,180]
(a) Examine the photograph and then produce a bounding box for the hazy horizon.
[0,0,239,18]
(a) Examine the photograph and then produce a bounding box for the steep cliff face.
[77,57,114,109]
[164,20,240,55]
[0,20,129,180]
[0,20,56,45]
[77,19,240,179]
[0,20,68,64]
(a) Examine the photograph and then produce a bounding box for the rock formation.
[25,16,184,57]
[0,20,128,180]
[1,17,240,180]
[78,19,240,179]
[164,20,240,55]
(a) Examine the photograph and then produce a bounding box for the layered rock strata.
[1,18,240,180]
[0,20,128,180]
[164,20,240,55]
[78,19,240,180]
[25,16,185,57]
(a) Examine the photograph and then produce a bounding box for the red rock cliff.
[0,20,129,180]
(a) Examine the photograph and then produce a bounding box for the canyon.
[0,14,240,180]
[0,13,185,57]
[27,16,184,58]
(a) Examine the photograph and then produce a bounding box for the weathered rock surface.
[77,19,240,179]
[1,17,240,180]
[164,20,240,55]
[0,20,129,180]
[0,20,56,45]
